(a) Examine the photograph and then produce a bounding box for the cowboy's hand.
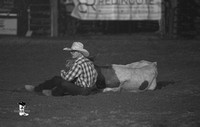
[60,70,65,78]
[65,59,74,70]
[66,59,74,66]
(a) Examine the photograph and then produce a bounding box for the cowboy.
[25,42,98,96]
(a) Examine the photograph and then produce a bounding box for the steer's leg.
[148,79,157,90]
[103,87,121,92]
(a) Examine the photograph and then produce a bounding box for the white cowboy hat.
[63,42,89,57]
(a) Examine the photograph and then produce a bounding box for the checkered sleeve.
[61,62,82,81]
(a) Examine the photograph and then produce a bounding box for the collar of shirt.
[75,55,84,61]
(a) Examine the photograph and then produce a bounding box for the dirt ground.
[0,35,200,127]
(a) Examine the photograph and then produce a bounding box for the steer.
[95,60,158,92]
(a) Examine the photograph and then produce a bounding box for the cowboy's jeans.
[34,76,98,96]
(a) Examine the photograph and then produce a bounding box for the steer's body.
[95,60,158,92]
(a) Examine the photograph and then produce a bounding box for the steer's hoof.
[102,88,111,92]
[139,81,149,90]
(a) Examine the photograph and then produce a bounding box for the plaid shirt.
[61,56,97,88]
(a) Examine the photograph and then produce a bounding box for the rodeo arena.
[0,0,200,126]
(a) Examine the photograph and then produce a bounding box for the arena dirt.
[0,35,200,127]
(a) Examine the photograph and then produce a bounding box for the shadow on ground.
[155,81,175,90]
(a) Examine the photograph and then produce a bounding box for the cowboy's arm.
[61,63,82,81]
[65,59,75,71]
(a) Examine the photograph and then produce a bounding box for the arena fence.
[1,0,198,39]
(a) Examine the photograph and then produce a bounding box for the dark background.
[0,0,199,39]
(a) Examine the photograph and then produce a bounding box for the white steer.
[101,60,158,92]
